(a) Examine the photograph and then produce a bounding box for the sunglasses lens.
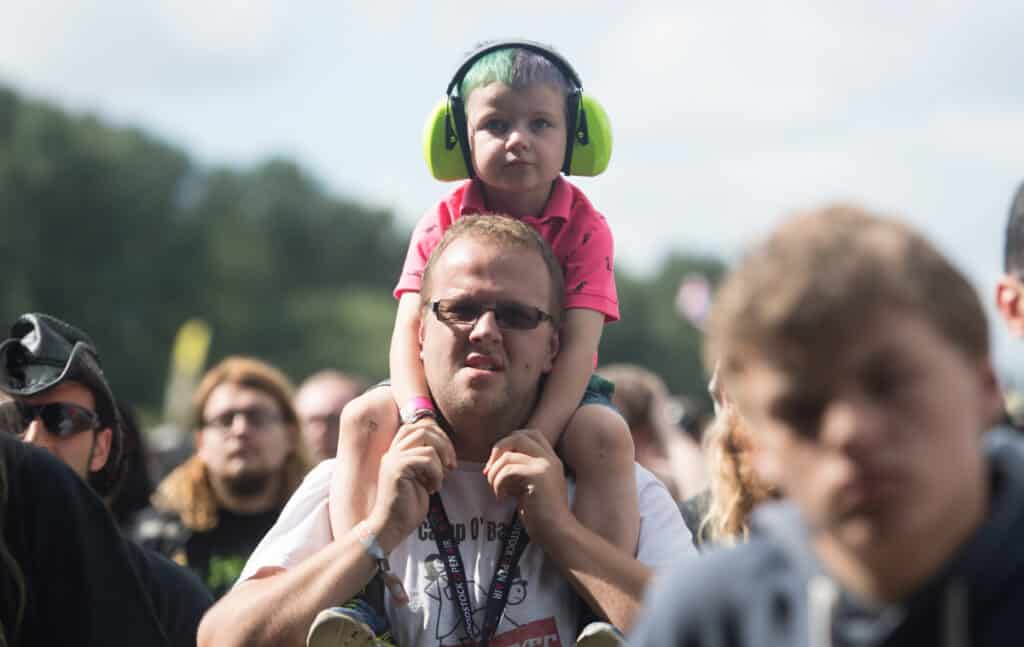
[438,300,484,324]
[48,404,98,437]
[495,304,539,330]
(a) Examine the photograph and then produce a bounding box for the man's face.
[18,381,111,480]
[197,382,294,496]
[734,309,1001,569]
[295,379,361,462]
[419,237,559,445]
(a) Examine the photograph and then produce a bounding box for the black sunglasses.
[0,400,101,438]
[431,298,554,330]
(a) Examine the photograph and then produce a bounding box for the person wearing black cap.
[0,312,123,494]
[0,312,213,647]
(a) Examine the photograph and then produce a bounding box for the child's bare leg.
[328,386,400,538]
[558,404,639,554]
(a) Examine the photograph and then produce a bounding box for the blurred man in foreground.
[632,205,1024,646]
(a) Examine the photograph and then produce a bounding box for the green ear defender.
[423,40,613,182]
[423,96,469,182]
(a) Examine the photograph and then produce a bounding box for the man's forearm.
[197,529,380,647]
[540,515,654,630]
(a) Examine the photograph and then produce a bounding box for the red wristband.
[406,396,435,413]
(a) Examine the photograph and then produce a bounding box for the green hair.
[459,47,571,101]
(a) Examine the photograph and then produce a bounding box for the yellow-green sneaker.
[307,599,395,647]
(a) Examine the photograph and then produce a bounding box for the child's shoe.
[307,598,394,647]
[575,621,627,647]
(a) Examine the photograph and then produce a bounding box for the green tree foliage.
[0,83,723,416]
[602,253,724,403]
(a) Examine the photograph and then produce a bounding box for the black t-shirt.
[1,435,171,646]
[186,507,281,599]
[124,540,213,646]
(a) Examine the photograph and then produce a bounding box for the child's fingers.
[396,420,456,469]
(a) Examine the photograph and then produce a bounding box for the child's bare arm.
[327,293,438,539]
[390,293,431,406]
[525,308,605,444]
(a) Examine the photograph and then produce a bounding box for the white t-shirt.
[238,459,692,647]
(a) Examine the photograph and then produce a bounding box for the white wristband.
[356,522,409,605]
[356,523,390,568]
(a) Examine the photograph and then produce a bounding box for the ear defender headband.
[423,40,612,181]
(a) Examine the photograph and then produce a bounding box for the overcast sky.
[3,1,1023,378]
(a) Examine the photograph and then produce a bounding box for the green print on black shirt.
[186,507,281,598]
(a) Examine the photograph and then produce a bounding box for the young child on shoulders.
[310,41,638,647]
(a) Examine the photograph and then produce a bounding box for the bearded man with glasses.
[135,355,312,599]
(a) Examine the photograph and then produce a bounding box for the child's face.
[464,81,567,209]
[733,308,1001,582]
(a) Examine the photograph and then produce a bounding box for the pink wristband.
[406,396,435,412]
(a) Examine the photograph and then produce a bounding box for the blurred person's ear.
[89,427,113,473]
[996,275,1024,338]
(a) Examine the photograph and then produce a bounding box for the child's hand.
[399,417,458,477]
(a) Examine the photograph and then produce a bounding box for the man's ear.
[543,328,560,374]
[996,275,1024,338]
[89,427,112,473]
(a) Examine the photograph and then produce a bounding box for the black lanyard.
[426,492,530,647]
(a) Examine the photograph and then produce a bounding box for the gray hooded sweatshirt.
[629,429,1024,647]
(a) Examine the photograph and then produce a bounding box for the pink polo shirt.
[394,177,620,322]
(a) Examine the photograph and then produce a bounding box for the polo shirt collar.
[460,177,571,222]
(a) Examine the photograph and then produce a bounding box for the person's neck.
[208,473,283,514]
[813,468,989,605]
[443,408,531,463]
[480,181,554,219]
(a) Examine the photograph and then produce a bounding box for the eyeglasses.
[0,400,101,438]
[203,407,282,431]
[431,298,554,330]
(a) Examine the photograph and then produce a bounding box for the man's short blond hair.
[706,204,989,381]
[420,215,565,327]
